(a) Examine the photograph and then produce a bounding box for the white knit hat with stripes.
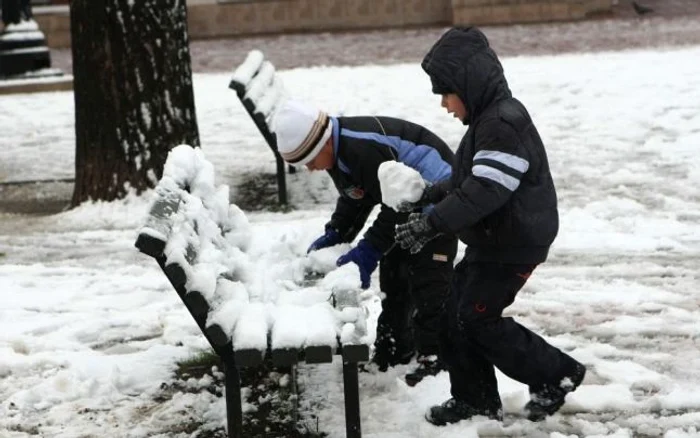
[273,99,332,166]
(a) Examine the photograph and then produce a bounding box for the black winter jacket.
[326,116,454,253]
[421,27,558,264]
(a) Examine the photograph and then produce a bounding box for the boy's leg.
[372,248,415,370]
[425,261,502,425]
[457,263,582,388]
[407,234,457,356]
[403,235,457,385]
[452,262,585,422]
[444,261,503,412]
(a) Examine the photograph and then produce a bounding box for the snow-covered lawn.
[1,45,700,437]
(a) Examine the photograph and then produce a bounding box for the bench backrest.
[229,50,290,205]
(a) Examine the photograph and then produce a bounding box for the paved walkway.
[48,0,700,74]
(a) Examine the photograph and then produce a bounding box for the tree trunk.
[70,0,199,206]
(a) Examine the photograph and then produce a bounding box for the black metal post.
[274,151,288,205]
[223,353,243,438]
[253,111,287,206]
[342,361,362,438]
[1,0,30,25]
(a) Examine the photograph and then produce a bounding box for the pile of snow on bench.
[138,144,372,363]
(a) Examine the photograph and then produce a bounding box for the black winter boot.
[405,355,445,387]
[525,363,586,421]
[426,398,503,426]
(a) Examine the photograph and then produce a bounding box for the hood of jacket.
[421,27,512,125]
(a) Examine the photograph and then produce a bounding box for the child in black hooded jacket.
[395,26,586,425]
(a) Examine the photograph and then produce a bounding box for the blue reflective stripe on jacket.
[339,128,452,183]
[331,117,351,174]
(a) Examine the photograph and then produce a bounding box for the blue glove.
[336,239,381,289]
[307,227,342,254]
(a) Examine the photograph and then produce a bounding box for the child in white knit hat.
[272,98,458,387]
[274,99,333,169]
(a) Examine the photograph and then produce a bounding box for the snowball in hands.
[378,161,426,211]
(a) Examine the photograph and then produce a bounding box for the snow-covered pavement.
[2,45,700,437]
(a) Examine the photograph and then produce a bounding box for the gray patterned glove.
[395,213,440,254]
[395,182,433,213]
[396,181,451,213]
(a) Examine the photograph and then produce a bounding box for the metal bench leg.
[274,152,287,205]
[342,361,362,438]
[224,357,243,438]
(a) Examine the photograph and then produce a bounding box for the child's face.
[305,139,334,171]
[441,94,467,122]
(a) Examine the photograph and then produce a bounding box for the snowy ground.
[2,44,700,437]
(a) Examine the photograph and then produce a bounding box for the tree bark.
[70,0,199,206]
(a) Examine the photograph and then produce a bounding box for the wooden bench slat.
[341,344,370,363]
[135,233,166,259]
[228,50,264,96]
[252,112,274,142]
[184,290,209,317]
[241,97,257,117]
[303,346,333,364]
[272,348,298,367]
[163,262,188,289]
[205,323,230,348]
[244,61,275,103]
[229,79,246,97]
[135,186,182,256]
[255,79,283,117]
[234,348,264,368]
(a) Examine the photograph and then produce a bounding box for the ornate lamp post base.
[0,19,52,77]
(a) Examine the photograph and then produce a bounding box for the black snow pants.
[374,234,457,365]
[440,260,583,412]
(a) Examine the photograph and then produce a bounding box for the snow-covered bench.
[134,145,371,438]
[229,50,291,205]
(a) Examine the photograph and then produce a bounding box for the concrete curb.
[0,75,72,95]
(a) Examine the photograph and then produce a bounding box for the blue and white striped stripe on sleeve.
[472,150,529,191]
[340,129,451,183]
